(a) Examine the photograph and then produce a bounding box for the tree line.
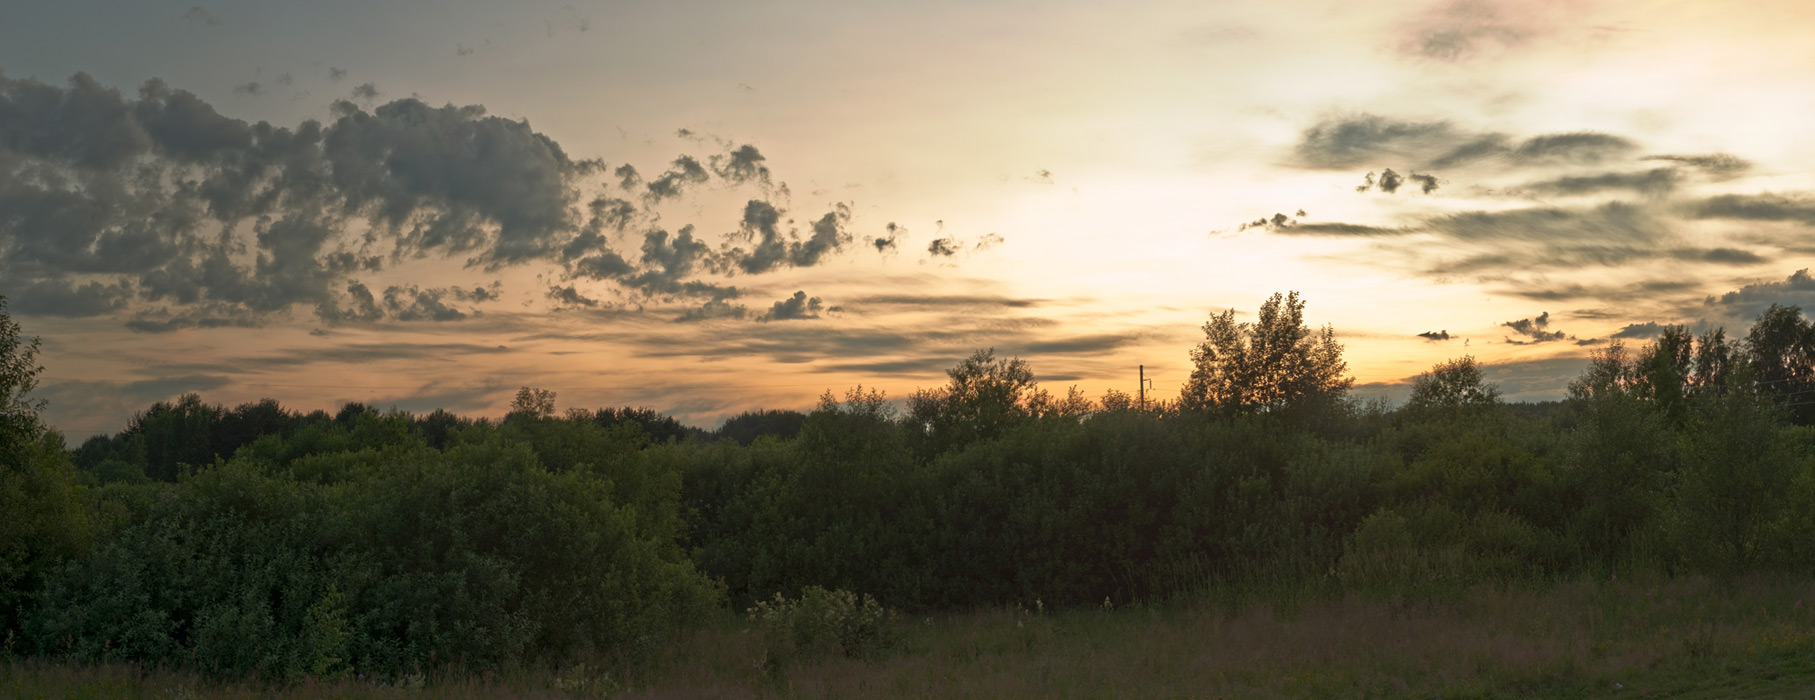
[5,291,1815,681]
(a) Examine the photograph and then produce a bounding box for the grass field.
[7,574,1815,699]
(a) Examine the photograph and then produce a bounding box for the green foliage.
[26,443,716,681]
[1405,355,1500,413]
[0,296,90,642]
[747,586,896,671]
[18,291,1815,687]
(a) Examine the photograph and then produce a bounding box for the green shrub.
[747,586,896,671]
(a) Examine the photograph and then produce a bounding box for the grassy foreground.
[6,574,1815,700]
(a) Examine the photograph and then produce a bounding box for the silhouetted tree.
[1406,355,1500,412]
[1180,291,1351,414]
[907,348,1037,457]
[510,387,558,418]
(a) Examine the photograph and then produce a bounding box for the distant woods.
[9,291,1815,682]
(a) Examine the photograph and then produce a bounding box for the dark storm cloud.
[0,73,867,331]
[1500,311,1569,344]
[4,279,132,317]
[1520,168,1679,197]
[756,291,824,322]
[1402,0,1531,61]
[1418,330,1453,341]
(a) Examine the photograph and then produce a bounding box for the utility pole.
[1139,365,1145,411]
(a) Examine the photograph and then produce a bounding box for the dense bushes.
[22,442,715,681]
[10,293,1815,684]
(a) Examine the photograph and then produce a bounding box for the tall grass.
[10,574,1815,699]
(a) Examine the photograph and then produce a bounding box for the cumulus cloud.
[872,222,905,254]
[676,298,747,322]
[546,284,601,308]
[711,144,770,185]
[756,291,824,322]
[0,73,869,330]
[927,238,960,257]
[1703,269,1815,322]
[645,155,710,201]
[1500,311,1571,344]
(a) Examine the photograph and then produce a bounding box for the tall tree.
[1180,291,1351,413]
[0,296,90,636]
[1744,304,1815,423]
[1405,355,1500,412]
[907,348,1038,456]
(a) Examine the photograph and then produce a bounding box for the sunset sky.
[6,0,1815,435]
